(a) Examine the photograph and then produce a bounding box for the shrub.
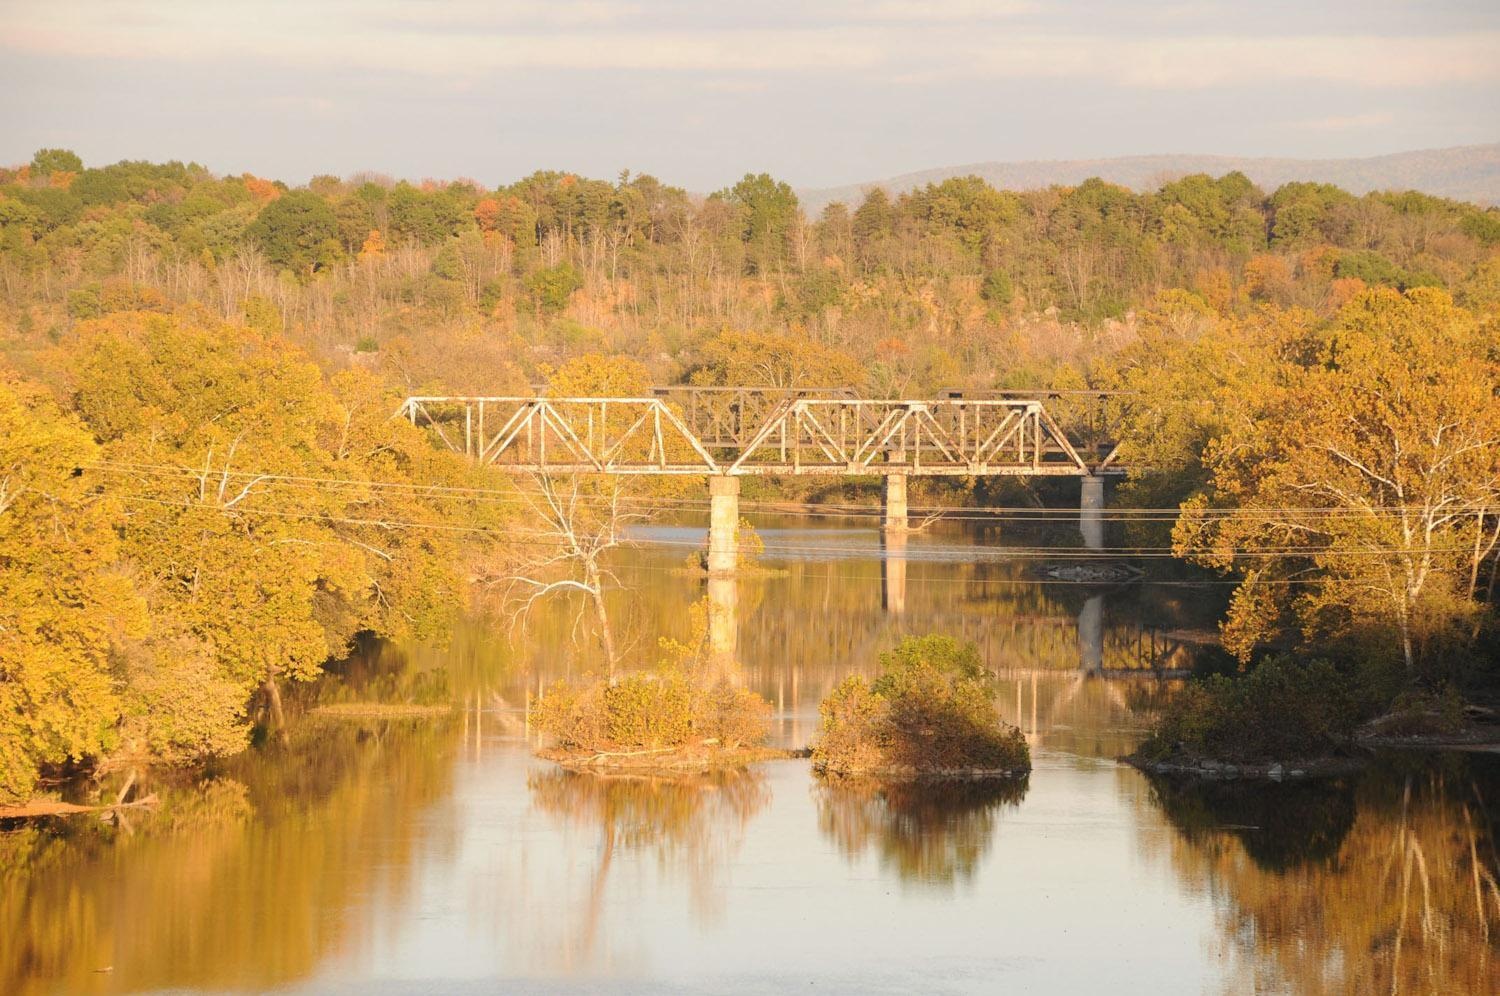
[980,270,1013,305]
[531,668,771,758]
[813,635,1030,776]
[1366,684,1467,737]
[602,673,693,748]
[693,678,774,749]
[525,262,582,313]
[1139,656,1359,763]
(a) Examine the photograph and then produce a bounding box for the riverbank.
[1127,673,1500,780]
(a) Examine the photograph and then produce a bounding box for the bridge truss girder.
[398,395,1108,476]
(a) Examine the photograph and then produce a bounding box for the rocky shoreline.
[1122,752,1366,781]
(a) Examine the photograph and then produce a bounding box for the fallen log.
[0,794,159,820]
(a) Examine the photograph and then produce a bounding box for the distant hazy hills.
[797,144,1500,211]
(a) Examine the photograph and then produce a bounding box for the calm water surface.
[5,520,1497,994]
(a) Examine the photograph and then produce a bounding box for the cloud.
[838,1,1038,21]
[1291,112,1397,132]
[951,33,1500,88]
[3,2,1498,89]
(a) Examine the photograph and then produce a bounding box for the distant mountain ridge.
[797,144,1500,211]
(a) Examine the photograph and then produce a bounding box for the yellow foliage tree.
[64,312,479,745]
[358,228,386,260]
[0,373,145,802]
[1176,289,1500,670]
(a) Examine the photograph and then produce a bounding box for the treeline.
[2,149,1497,394]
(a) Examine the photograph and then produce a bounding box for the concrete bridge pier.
[883,472,908,532]
[1080,474,1105,552]
[707,475,740,575]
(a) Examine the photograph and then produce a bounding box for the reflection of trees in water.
[0,716,460,995]
[814,777,1028,889]
[1147,775,1358,872]
[1001,672,1178,761]
[1145,755,1500,993]
[527,768,769,965]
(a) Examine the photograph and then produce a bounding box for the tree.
[714,173,799,274]
[1176,289,1500,671]
[0,372,144,802]
[65,312,477,743]
[499,474,639,677]
[29,148,83,176]
[689,329,863,389]
[525,262,582,314]
[245,190,342,274]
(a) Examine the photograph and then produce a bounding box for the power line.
[86,460,1500,522]
[110,494,1484,564]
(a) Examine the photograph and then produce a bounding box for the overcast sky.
[2,1,1496,190]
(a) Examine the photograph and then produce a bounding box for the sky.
[1,0,1497,191]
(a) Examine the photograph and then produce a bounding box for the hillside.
[799,144,1500,212]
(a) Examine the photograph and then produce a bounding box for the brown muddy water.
[4,520,1498,994]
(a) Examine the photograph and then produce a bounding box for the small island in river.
[812,636,1032,780]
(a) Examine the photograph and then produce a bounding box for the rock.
[1223,765,1239,778]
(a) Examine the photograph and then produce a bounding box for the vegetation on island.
[813,635,1030,778]
[1,146,1499,799]
[1134,657,1362,767]
[531,670,776,771]
[529,599,777,771]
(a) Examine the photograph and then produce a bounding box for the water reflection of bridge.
[722,550,1209,683]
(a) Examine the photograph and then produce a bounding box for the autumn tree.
[65,312,477,742]
[0,372,143,802]
[29,148,83,177]
[688,329,863,390]
[1175,288,1500,672]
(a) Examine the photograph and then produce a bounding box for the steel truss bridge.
[397,387,1122,478]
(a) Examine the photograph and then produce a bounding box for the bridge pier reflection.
[1078,594,1104,674]
[707,574,739,679]
[881,528,908,615]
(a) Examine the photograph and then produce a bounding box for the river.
[4,519,1497,993]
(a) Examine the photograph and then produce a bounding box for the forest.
[2,148,1498,803]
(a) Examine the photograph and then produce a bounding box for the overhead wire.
[109,493,1485,565]
[86,459,1500,523]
